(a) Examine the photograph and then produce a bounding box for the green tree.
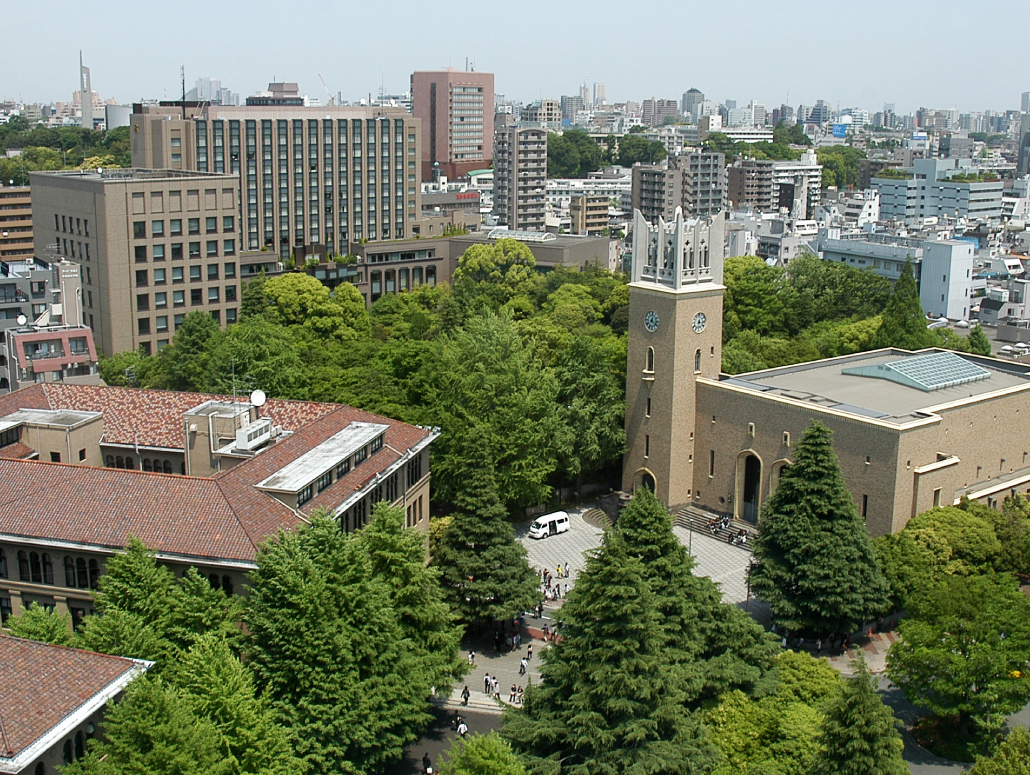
[451,239,541,318]
[204,316,310,399]
[811,657,907,775]
[886,572,1030,737]
[904,505,1001,574]
[751,422,889,637]
[503,531,718,775]
[3,601,73,645]
[240,270,271,319]
[969,727,1030,775]
[967,324,993,356]
[262,273,370,340]
[546,129,602,178]
[616,133,668,166]
[432,427,539,627]
[357,502,466,690]
[98,347,165,388]
[440,733,526,775]
[246,514,429,773]
[160,310,222,390]
[871,259,936,350]
[164,567,244,653]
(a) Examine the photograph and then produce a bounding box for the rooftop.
[0,635,149,774]
[720,349,1030,425]
[258,422,389,493]
[30,168,235,183]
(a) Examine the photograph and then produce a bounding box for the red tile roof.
[0,635,146,766]
[0,442,36,460]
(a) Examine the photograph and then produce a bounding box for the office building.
[0,186,33,260]
[1022,92,1030,113]
[681,88,704,121]
[871,158,1004,223]
[493,124,547,231]
[521,99,562,128]
[593,83,606,107]
[129,95,423,260]
[78,53,92,130]
[570,194,609,235]
[30,168,242,357]
[1019,113,1030,176]
[411,69,494,181]
[625,209,1030,536]
[561,95,585,122]
[642,98,679,127]
[0,634,150,773]
[0,383,438,628]
[727,151,822,218]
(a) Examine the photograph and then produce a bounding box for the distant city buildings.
[871,158,1004,223]
[185,77,239,106]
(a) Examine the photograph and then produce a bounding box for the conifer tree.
[616,487,778,701]
[871,258,936,351]
[967,324,993,357]
[811,657,907,775]
[751,421,889,637]
[433,426,539,627]
[3,601,73,645]
[503,531,718,775]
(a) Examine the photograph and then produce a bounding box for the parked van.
[528,511,571,539]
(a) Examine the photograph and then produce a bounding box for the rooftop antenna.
[180,65,186,119]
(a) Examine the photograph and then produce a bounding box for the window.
[406,452,422,487]
[205,216,217,233]
[135,270,148,287]
[0,548,6,580]
[298,484,313,506]
[709,450,715,477]
[138,317,150,335]
[862,494,869,518]
[171,243,183,260]
[134,245,147,262]
[224,262,237,278]
[646,397,651,417]
[226,308,237,323]
[748,422,756,437]
[694,348,701,373]
[156,315,168,333]
[336,458,351,478]
[644,434,650,458]
[370,435,383,455]
[191,288,202,305]
[210,309,220,324]
[189,241,201,258]
[154,268,166,285]
[208,287,220,303]
[51,451,61,463]
[76,557,88,588]
[133,221,146,239]
[933,487,942,508]
[136,294,149,311]
[170,218,182,236]
[223,215,235,231]
[317,471,333,492]
[188,218,200,235]
[153,244,165,261]
[354,445,368,466]
[152,220,164,236]
[154,291,168,309]
[18,550,29,581]
[225,285,237,302]
[645,346,655,372]
[190,265,202,281]
[783,431,791,447]
[223,239,236,255]
[207,263,219,280]
[64,556,75,586]
[206,240,218,257]
[174,313,185,328]
[89,558,99,588]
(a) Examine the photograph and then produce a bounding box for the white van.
[528,511,571,539]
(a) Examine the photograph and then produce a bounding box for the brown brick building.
[0,186,33,261]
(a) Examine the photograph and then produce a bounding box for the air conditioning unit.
[236,418,273,451]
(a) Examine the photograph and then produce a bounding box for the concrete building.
[569,194,609,235]
[0,187,33,261]
[641,98,678,127]
[631,152,726,222]
[872,158,1004,223]
[561,95,585,123]
[547,173,632,215]
[1018,113,1030,176]
[129,99,423,260]
[521,99,562,128]
[411,69,493,181]
[0,383,437,627]
[728,151,822,218]
[681,88,704,121]
[624,210,1030,536]
[593,83,606,107]
[0,634,150,774]
[30,168,242,357]
[493,124,547,231]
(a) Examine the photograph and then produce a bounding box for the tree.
[240,270,271,319]
[871,258,936,350]
[967,324,993,356]
[615,487,778,702]
[432,426,539,627]
[904,505,1001,574]
[616,133,668,166]
[451,239,541,318]
[886,572,1030,737]
[503,531,718,775]
[546,129,602,178]
[204,316,310,399]
[440,733,526,775]
[98,347,165,388]
[751,422,889,637]
[357,502,466,690]
[160,310,222,391]
[811,657,907,775]
[246,514,430,774]
[3,601,73,645]
[969,727,1030,775]
[261,273,370,341]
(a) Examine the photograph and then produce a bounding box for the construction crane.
[319,74,335,106]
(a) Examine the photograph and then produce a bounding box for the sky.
[2,0,1027,116]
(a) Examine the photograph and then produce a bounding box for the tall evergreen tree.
[811,658,907,775]
[247,514,429,774]
[871,258,936,350]
[357,502,466,691]
[967,324,993,357]
[3,601,73,645]
[432,426,539,627]
[751,421,889,637]
[503,531,718,775]
[616,487,778,701]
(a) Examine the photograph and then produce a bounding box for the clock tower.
[622,207,725,507]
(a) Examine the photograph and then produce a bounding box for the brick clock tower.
[622,207,725,507]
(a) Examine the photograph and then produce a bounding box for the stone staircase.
[672,503,758,552]
[581,506,612,528]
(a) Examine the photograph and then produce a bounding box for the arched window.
[163,460,173,474]
[115,456,124,469]
[694,348,702,373]
[18,550,29,581]
[76,558,88,589]
[62,740,73,764]
[0,548,7,579]
[142,458,153,472]
[64,556,76,587]
[35,762,46,775]
[125,456,134,469]
[208,573,221,590]
[646,346,655,372]
[105,455,114,467]
[88,559,100,589]
[30,552,42,583]
[221,576,233,595]
[74,731,84,759]
[42,553,54,585]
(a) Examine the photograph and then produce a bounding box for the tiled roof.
[0,442,36,460]
[0,635,147,768]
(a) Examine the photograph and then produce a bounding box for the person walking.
[509,683,517,702]
[556,563,563,578]
[484,672,491,693]
[516,685,524,704]
[457,719,468,738]
[461,685,470,706]
[520,656,528,675]
[527,643,534,661]
[467,649,475,665]
[423,752,432,773]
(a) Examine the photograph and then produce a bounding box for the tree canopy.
[546,129,602,178]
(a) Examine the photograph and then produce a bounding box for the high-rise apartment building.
[1021,92,1029,113]
[0,187,33,260]
[129,94,423,260]
[521,99,562,127]
[31,169,242,356]
[642,98,679,127]
[727,151,822,218]
[681,88,704,121]
[493,123,547,231]
[593,83,606,107]
[631,152,726,222]
[1019,113,1030,176]
[411,69,494,182]
[561,95,585,122]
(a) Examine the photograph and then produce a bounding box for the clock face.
[692,312,707,333]
[644,310,660,332]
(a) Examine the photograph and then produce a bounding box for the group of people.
[492,621,524,654]
[706,515,731,534]
[476,673,526,705]
[540,565,571,603]
[730,529,748,546]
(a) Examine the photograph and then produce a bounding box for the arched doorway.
[769,459,792,499]
[635,469,656,493]
[735,452,762,524]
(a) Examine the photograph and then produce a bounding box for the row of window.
[137,285,237,310]
[136,263,236,284]
[55,214,89,237]
[133,216,234,239]
[138,308,237,338]
[0,548,99,589]
[134,241,236,262]
[297,435,384,507]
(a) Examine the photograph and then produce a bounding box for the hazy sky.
[3,0,1027,115]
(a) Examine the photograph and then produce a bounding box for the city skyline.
[1,0,1027,116]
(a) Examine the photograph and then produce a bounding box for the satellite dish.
[249,389,267,408]
[16,315,27,326]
